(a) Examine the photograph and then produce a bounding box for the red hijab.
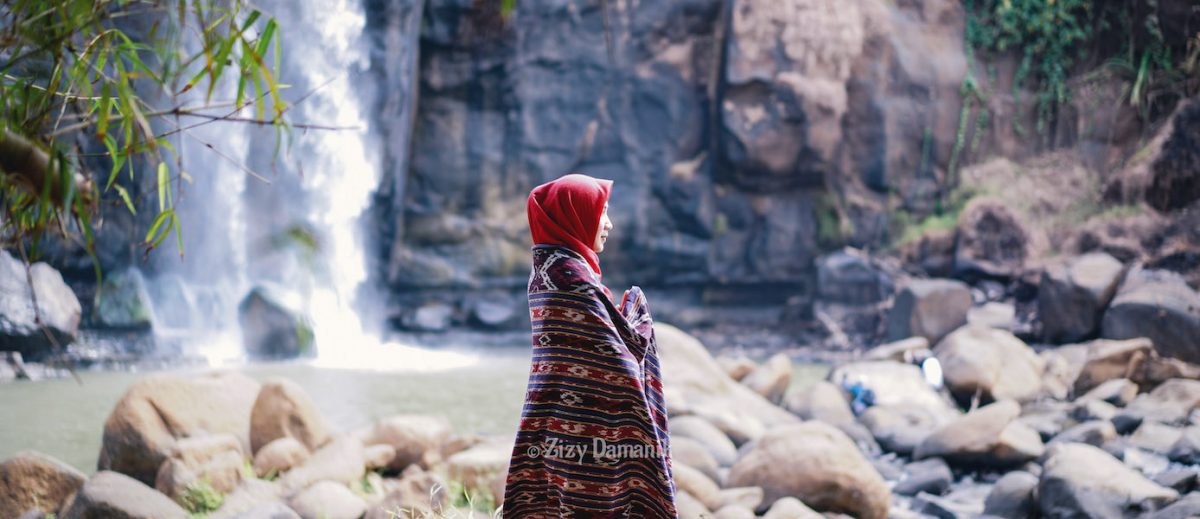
[527,173,614,297]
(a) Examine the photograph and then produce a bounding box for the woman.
[502,173,678,518]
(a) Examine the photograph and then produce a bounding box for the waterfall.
[148,0,478,371]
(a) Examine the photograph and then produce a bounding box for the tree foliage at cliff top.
[0,0,287,274]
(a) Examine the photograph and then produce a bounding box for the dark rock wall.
[370,0,973,307]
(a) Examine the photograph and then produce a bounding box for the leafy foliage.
[179,478,224,515]
[964,0,1099,134]
[0,0,287,275]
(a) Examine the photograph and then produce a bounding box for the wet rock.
[727,422,889,519]
[740,353,791,404]
[61,471,187,519]
[954,198,1033,279]
[1072,338,1153,396]
[0,450,87,516]
[657,323,799,445]
[914,400,1044,468]
[1102,267,1200,364]
[360,415,451,472]
[816,248,894,304]
[98,372,260,485]
[238,286,315,361]
[92,268,155,330]
[934,325,1045,404]
[982,471,1039,519]
[885,279,971,344]
[0,249,81,362]
[465,292,517,329]
[893,458,952,497]
[1049,420,1117,449]
[1038,443,1178,518]
[669,416,738,467]
[250,379,332,455]
[404,302,454,332]
[1039,252,1125,343]
[252,437,310,479]
[287,481,366,519]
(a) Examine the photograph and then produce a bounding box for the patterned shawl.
[502,245,677,518]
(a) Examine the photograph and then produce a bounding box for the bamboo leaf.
[114,184,136,215]
[157,161,170,212]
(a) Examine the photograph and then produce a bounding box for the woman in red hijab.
[502,173,678,518]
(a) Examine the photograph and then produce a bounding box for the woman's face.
[592,201,613,253]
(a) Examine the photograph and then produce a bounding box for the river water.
[0,351,828,474]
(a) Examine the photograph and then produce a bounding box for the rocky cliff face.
[368,0,975,309]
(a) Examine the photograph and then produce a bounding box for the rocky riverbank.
[3,320,1199,518]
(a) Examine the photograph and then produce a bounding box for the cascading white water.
[156,0,478,371]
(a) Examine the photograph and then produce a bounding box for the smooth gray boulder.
[1039,252,1125,343]
[886,278,971,344]
[1102,267,1200,364]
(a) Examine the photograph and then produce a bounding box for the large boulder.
[238,286,315,361]
[252,437,310,479]
[250,378,332,455]
[0,451,87,517]
[816,248,894,304]
[359,415,452,472]
[885,278,971,344]
[726,422,890,519]
[914,400,1044,468]
[92,268,155,330]
[934,325,1045,404]
[0,249,82,361]
[954,198,1034,279]
[98,372,260,485]
[656,323,798,445]
[782,380,878,451]
[60,471,188,519]
[826,361,956,417]
[859,404,948,456]
[1039,252,1125,343]
[1102,267,1200,364]
[1038,442,1179,518]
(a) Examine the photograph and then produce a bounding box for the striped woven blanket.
[502,245,678,518]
